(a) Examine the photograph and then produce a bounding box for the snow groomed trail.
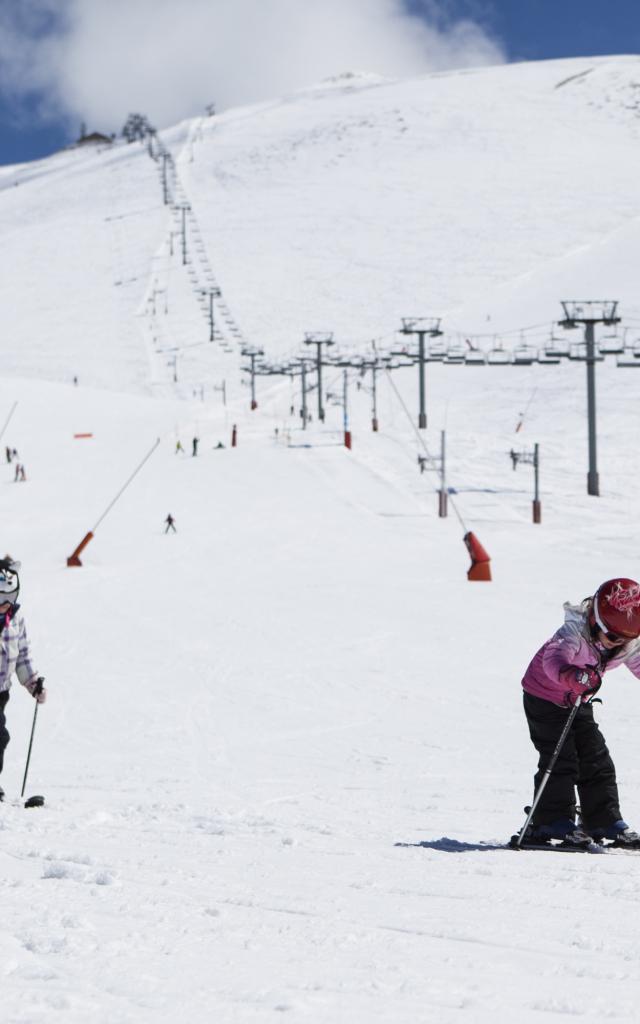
[0,365,640,1022]
[3,54,640,1023]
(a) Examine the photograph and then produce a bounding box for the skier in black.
[0,558,46,801]
[164,514,176,534]
[192,437,199,457]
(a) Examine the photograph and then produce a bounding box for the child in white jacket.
[0,557,46,801]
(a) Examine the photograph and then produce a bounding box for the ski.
[508,840,604,854]
[507,836,640,853]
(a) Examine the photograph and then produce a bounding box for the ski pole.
[20,680,43,799]
[514,695,582,847]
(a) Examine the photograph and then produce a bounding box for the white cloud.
[0,0,506,133]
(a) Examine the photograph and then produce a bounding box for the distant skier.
[175,440,184,455]
[0,557,46,802]
[5,446,11,463]
[516,578,640,849]
[192,437,199,457]
[164,513,176,534]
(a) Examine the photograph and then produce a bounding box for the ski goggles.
[599,628,627,645]
[0,569,19,604]
[591,602,630,645]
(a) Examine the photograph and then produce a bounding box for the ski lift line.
[92,438,161,533]
[382,367,467,532]
[0,401,18,444]
[443,320,554,343]
[382,367,437,465]
[521,387,538,419]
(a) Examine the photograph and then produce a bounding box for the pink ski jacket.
[522,601,640,706]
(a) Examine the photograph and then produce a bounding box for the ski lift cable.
[443,319,553,343]
[521,387,538,420]
[382,366,467,532]
[514,385,538,433]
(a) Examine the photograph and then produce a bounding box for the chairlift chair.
[568,343,604,362]
[487,343,510,365]
[598,333,624,355]
[512,345,537,366]
[544,335,570,358]
[464,349,487,365]
[444,344,465,363]
[619,339,640,362]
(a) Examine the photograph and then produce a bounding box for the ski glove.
[560,666,601,707]
[25,676,46,704]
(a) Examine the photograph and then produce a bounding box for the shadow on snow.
[395,837,506,852]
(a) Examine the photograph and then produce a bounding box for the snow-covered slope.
[182,56,640,350]
[3,55,640,393]
[3,56,640,1023]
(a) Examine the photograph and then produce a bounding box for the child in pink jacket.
[520,577,640,848]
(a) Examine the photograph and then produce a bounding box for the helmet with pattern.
[592,578,640,640]
[0,557,20,606]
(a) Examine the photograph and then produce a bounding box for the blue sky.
[1,0,639,166]
[429,0,640,62]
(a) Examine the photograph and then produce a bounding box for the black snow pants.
[523,692,621,830]
[0,691,9,774]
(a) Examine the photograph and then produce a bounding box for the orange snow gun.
[463,531,492,582]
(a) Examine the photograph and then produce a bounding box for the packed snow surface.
[2,55,640,1023]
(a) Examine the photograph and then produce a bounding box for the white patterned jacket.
[0,606,39,694]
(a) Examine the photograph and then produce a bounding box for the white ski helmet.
[0,557,20,605]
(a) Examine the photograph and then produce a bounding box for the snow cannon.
[463,531,492,582]
[66,531,94,567]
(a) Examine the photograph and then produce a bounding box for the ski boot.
[592,820,640,849]
[555,826,593,849]
[512,817,592,850]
